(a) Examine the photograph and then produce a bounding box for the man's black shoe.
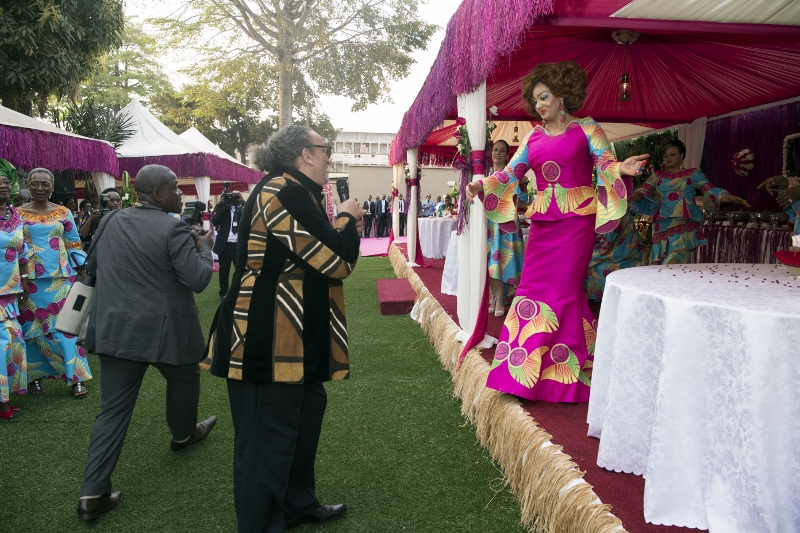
[170,416,218,451]
[77,491,122,521]
[289,504,347,527]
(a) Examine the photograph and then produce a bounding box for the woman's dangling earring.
[560,101,566,123]
[680,159,684,171]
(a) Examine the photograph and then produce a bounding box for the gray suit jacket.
[85,204,213,365]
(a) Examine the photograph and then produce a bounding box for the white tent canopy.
[179,127,239,163]
[117,100,202,159]
[115,100,259,203]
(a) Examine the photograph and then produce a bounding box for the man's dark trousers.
[81,355,200,496]
[217,241,239,298]
[363,214,372,238]
[228,379,326,532]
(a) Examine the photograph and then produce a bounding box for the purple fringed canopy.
[0,123,119,175]
[389,0,555,165]
[119,154,262,184]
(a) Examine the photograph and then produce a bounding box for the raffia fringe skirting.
[388,244,627,533]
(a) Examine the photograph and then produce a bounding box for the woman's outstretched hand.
[466,182,483,202]
[620,154,649,177]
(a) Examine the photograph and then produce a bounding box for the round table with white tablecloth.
[419,217,457,259]
[587,263,800,532]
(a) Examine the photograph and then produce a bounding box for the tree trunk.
[278,59,293,128]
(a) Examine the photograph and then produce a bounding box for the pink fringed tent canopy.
[0,105,118,174]
[390,0,800,165]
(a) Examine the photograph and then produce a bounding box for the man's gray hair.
[28,168,54,182]
[253,125,314,172]
[135,165,176,195]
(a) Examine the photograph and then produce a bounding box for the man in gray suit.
[77,165,217,521]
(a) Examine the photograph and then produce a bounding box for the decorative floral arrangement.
[732,148,755,176]
[404,166,422,181]
[119,171,138,208]
[775,249,800,267]
[485,106,497,162]
[453,116,470,166]
[782,132,800,179]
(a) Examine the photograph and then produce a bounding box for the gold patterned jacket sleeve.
[253,178,359,281]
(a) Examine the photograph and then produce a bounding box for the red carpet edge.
[386,244,627,533]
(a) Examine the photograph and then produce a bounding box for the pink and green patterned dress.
[0,206,31,402]
[487,185,529,293]
[480,118,627,403]
[18,206,91,385]
[631,168,726,264]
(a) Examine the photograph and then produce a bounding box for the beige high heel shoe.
[494,297,506,317]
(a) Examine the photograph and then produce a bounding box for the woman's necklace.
[0,204,10,220]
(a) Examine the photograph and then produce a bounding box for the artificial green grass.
[0,257,524,532]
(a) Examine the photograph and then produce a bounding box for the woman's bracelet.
[20,274,29,278]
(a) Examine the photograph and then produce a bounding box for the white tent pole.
[456,94,472,335]
[392,184,400,240]
[407,148,419,266]
[464,82,488,342]
[90,172,116,192]
[194,176,211,230]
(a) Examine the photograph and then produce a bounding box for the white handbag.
[55,275,95,343]
[54,209,119,344]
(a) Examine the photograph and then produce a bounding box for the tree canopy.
[0,0,124,116]
[151,0,437,128]
[80,19,173,112]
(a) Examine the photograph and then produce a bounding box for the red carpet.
[376,278,417,315]
[393,243,691,533]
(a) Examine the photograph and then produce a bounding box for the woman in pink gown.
[467,61,647,403]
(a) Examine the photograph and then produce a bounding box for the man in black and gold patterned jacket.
[203,125,363,532]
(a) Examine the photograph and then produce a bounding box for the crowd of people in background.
[358,192,456,238]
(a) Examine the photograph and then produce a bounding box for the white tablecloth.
[587,264,800,532]
[419,217,457,259]
[441,230,459,295]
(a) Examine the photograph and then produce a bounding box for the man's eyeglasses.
[311,144,332,157]
[28,182,52,190]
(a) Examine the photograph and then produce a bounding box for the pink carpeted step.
[376,278,417,315]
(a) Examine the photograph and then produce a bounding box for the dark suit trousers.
[363,214,373,238]
[376,214,386,238]
[399,213,406,236]
[228,380,326,533]
[80,355,200,496]
[218,241,239,297]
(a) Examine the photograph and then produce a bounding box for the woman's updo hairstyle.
[520,60,588,118]
[664,140,687,159]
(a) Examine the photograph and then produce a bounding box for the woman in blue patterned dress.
[487,140,528,316]
[584,176,644,300]
[0,174,31,418]
[630,140,749,264]
[18,169,91,398]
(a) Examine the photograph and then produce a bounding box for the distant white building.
[329,131,395,180]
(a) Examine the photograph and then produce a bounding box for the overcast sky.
[126,0,463,134]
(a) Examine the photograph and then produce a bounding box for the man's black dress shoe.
[77,491,122,521]
[170,416,218,451]
[289,503,347,527]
